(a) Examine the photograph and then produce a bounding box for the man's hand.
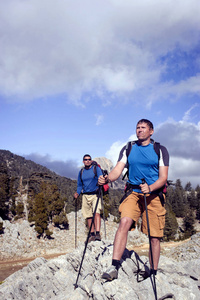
[140,183,151,194]
[98,175,108,185]
[74,192,79,199]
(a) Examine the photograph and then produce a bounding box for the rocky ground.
[0,234,200,300]
[0,211,199,284]
[0,211,149,261]
[0,213,200,299]
[0,211,149,282]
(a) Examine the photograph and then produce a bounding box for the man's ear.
[150,129,154,136]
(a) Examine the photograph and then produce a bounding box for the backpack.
[80,161,109,195]
[122,139,167,205]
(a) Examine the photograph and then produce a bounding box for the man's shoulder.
[159,144,168,152]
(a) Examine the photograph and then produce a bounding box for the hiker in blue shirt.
[98,119,169,281]
[74,154,103,242]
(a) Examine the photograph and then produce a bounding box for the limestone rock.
[1,234,200,300]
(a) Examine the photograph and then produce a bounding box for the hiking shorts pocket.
[158,213,165,230]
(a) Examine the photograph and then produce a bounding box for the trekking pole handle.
[103,169,112,187]
[141,178,146,185]
[103,170,108,177]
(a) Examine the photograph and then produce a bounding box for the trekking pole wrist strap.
[105,177,111,184]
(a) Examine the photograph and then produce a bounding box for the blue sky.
[0,0,200,187]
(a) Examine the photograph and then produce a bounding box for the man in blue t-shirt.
[74,154,103,242]
[98,119,169,281]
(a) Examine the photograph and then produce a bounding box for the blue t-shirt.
[118,141,169,193]
[77,165,103,194]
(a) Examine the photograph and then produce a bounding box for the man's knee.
[119,217,133,231]
[150,237,160,246]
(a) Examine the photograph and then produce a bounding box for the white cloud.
[106,133,137,165]
[0,0,200,106]
[154,117,200,187]
[154,119,200,161]
[95,114,104,126]
[182,103,199,122]
[106,141,125,165]
[169,157,200,188]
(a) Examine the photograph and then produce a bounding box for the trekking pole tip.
[74,283,78,289]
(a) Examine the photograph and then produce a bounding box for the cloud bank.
[0,0,200,107]
[24,153,80,180]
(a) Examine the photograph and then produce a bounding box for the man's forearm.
[107,162,125,182]
[149,166,168,192]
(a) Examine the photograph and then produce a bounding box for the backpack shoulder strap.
[150,139,160,160]
[126,140,136,158]
[122,141,136,180]
[91,161,98,177]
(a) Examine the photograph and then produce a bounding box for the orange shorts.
[119,191,166,237]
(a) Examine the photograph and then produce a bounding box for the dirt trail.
[0,253,67,282]
[128,239,190,256]
[0,239,189,282]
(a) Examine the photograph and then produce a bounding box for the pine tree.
[164,202,178,241]
[29,181,67,236]
[0,162,9,219]
[172,179,186,217]
[184,182,192,191]
[187,189,198,210]
[34,192,49,236]
[196,204,200,221]
[195,185,200,220]
[58,212,69,229]
[39,182,64,221]
[183,210,196,239]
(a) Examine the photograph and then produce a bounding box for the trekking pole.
[101,170,108,239]
[142,178,158,300]
[100,187,106,239]
[74,186,102,289]
[74,197,77,249]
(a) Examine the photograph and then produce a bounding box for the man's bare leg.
[101,217,133,280]
[149,237,161,270]
[94,213,101,232]
[87,217,95,233]
[113,217,133,260]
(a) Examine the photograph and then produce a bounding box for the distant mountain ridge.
[94,157,125,189]
[0,149,77,201]
[0,149,56,178]
[0,150,124,197]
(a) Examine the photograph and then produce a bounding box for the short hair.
[137,119,154,130]
[83,154,92,160]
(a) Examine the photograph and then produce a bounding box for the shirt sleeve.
[117,145,127,164]
[159,145,169,167]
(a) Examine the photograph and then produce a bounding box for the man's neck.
[85,165,92,170]
[137,138,151,146]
